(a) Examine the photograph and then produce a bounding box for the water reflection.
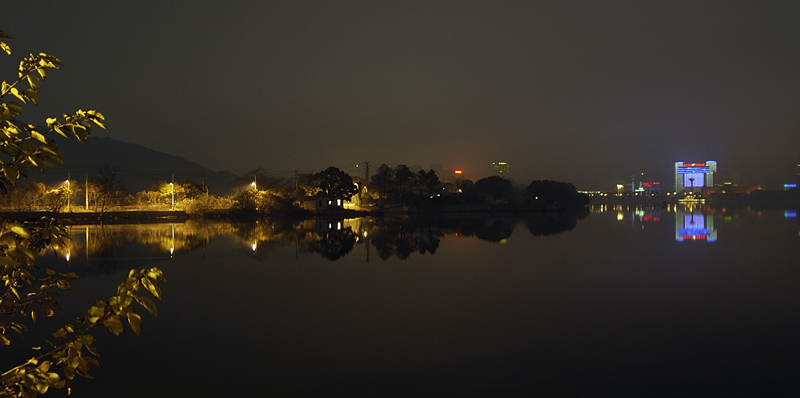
[590,203,800,243]
[676,205,717,242]
[27,207,800,396]
[46,210,590,265]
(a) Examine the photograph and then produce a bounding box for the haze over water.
[13,206,800,396]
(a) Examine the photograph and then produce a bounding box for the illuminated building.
[492,162,510,175]
[674,161,716,193]
[640,181,662,196]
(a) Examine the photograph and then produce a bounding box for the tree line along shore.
[0,164,590,220]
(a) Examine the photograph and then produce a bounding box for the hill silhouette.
[32,137,239,195]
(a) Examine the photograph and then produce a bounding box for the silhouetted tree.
[525,180,588,206]
[470,176,518,203]
[311,167,358,203]
[370,164,394,196]
[393,165,414,193]
[415,169,440,196]
[454,178,474,193]
[90,164,123,214]
[181,180,205,199]
[231,188,275,213]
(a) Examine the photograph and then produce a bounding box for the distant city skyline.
[42,137,797,196]
[4,2,799,190]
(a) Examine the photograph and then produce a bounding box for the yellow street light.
[65,177,70,212]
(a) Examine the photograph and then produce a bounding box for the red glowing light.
[682,234,706,240]
[454,170,463,175]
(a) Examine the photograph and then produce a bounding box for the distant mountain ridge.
[33,137,238,195]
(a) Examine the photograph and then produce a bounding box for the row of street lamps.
[62,173,176,211]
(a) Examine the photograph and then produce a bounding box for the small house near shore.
[296,195,335,212]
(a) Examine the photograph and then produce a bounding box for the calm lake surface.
[9,205,800,397]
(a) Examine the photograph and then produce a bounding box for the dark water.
[7,206,800,397]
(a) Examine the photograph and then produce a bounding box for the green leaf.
[0,334,9,346]
[141,277,162,300]
[10,225,29,238]
[147,268,166,282]
[0,42,10,55]
[86,110,107,130]
[56,279,71,290]
[22,88,38,105]
[86,304,105,324]
[103,315,123,336]
[53,126,69,138]
[41,305,54,317]
[37,361,52,373]
[63,364,75,380]
[22,386,37,397]
[70,125,87,141]
[9,87,26,103]
[76,357,94,379]
[52,328,68,340]
[35,381,50,394]
[136,296,158,316]
[127,312,142,336]
[4,164,20,184]
[7,101,23,115]
[85,342,100,357]
[26,74,39,90]
[30,130,46,143]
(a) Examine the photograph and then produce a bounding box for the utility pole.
[85,167,89,211]
[363,161,369,199]
[66,172,70,212]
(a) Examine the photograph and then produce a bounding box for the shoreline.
[2,195,797,225]
[0,210,189,224]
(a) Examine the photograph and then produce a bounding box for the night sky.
[4,1,799,190]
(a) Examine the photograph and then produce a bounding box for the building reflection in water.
[592,203,722,242]
[675,205,717,242]
[42,212,589,265]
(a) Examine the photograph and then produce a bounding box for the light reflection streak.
[37,212,592,263]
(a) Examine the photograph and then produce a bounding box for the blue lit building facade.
[674,161,717,193]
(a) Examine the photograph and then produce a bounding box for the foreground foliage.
[1,268,165,397]
[1,29,165,397]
